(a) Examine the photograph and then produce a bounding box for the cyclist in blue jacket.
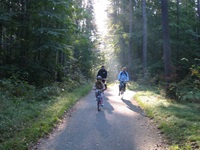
[118,67,129,95]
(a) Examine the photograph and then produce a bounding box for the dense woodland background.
[0,0,200,101]
[105,0,200,101]
[0,0,98,86]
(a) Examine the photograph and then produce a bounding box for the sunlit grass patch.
[129,82,200,150]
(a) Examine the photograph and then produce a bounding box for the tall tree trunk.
[19,0,27,67]
[197,0,200,50]
[142,0,147,80]
[55,51,58,81]
[176,0,180,61]
[0,24,2,50]
[198,0,200,20]
[161,0,172,81]
[128,0,133,73]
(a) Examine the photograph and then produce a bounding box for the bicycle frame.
[96,90,103,111]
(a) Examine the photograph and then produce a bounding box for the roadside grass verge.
[0,83,92,150]
[128,82,200,150]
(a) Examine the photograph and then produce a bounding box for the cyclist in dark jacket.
[97,66,107,89]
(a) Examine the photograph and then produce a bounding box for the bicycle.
[96,90,103,111]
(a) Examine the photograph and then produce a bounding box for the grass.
[0,83,92,150]
[128,82,200,150]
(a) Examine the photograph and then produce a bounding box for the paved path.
[33,84,167,150]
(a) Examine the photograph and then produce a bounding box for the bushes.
[155,62,200,102]
[175,77,200,102]
[0,72,88,102]
[34,85,61,101]
[0,78,35,97]
[59,72,87,92]
[172,63,200,102]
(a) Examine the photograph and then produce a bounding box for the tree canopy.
[0,0,97,86]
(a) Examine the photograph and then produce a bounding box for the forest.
[105,0,200,101]
[0,0,200,149]
[1,0,200,101]
[0,0,98,86]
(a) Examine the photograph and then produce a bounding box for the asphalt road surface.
[33,84,168,150]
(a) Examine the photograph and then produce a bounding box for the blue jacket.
[118,71,129,82]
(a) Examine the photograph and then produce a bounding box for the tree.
[161,0,172,81]
[0,0,96,86]
[176,0,180,61]
[142,0,147,80]
[106,0,199,83]
[198,0,200,20]
[128,0,133,71]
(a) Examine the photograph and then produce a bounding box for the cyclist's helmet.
[97,76,102,80]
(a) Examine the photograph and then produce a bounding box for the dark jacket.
[97,69,107,79]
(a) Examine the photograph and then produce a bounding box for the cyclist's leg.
[119,81,122,95]
[124,83,126,91]
[102,79,107,90]
[120,81,122,90]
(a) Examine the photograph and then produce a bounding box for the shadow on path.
[95,111,111,138]
[121,98,146,116]
[104,96,115,114]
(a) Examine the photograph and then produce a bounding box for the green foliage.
[0,78,35,97]
[164,59,200,102]
[34,86,61,101]
[0,0,96,86]
[59,78,81,92]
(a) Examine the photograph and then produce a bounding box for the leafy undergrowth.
[0,82,92,150]
[129,81,200,150]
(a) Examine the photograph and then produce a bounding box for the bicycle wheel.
[97,99,101,111]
